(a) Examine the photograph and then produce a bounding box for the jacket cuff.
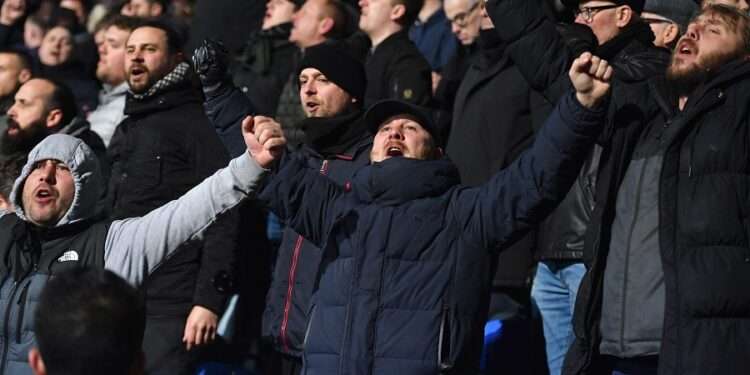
[560,91,608,133]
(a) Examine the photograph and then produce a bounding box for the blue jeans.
[531,261,586,375]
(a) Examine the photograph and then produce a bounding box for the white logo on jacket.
[57,250,79,262]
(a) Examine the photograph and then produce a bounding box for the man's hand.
[0,0,25,26]
[192,39,230,96]
[182,305,218,351]
[242,115,286,168]
[569,52,613,109]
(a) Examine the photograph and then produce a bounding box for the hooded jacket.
[260,92,605,374]
[0,134,267,375]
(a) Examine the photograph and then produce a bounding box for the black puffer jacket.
[564,60,750,375]
[486,0,669,261]
[446,30,551,288]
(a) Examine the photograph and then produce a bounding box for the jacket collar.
[300,108,371,158]
[598,21,669,83]
[351,157,460,206]
[651,58,750,116]
[124,77,202,117]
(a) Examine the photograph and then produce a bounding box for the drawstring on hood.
[9,134,103,227]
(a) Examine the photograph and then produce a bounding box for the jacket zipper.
[14,281,30,344]
[279,159,331,353]
[0,281,20,375]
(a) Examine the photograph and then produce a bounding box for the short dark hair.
[0,48,33,72]
[34,268,146,375]
[108,14,145,32]
[391,0,423,27]
[321,0,353,40]
[35,78,78,127]
[134,19,184,55]
[0,156,24,201]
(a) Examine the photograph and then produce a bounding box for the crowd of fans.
[0,0,747,374]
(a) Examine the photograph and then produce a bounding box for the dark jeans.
[606,356,659,375]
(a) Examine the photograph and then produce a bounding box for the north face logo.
[57,251,79,262]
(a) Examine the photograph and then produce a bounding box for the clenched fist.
[569,52,614,109]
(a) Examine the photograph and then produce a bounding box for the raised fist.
[192,39,230,95]
[569,52,613,109]
[242,115,286,168]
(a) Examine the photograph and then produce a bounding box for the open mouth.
[35,187,56,203]
[678,40,696,56]
[130,66,147,78]
[386,145,404,157]
[305,101,320,112]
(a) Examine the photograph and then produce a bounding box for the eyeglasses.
[574,4,620,23]
[447,1,480,27]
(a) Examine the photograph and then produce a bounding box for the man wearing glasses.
[485,1,667,375]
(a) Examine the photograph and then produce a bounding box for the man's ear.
[45,108,64,129]
[663,23,680,46]
[18,69,31,84]
[318,17,334,36]
[28,348,47,375]
[390,3,406,23]
[616,6,633,28]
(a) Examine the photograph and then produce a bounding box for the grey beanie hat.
[643,0,700,29]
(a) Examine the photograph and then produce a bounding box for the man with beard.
[194,41,371,375]
[0,49,31,131]
[1,78,107,173]
[484,1,667,374]
[561,5,750,375]
[107,21,237,375]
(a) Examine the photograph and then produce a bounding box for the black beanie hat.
[298,43,367,104]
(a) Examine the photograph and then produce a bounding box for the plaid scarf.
[131,62,191,100]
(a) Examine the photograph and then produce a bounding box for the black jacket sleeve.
[486,0,575,102]
[203,86,257,158]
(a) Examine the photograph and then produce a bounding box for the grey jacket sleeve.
[102,153,268,286]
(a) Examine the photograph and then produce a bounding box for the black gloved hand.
[192,39,230,97]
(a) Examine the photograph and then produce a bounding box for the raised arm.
[454,53,613,250]
[485,0,587,102]
[103,116,285,286]
[193,39,258,158]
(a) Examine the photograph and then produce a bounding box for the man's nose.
[39,163,57,183]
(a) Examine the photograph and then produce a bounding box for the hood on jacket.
[9,134,102,227]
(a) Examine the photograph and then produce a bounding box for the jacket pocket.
[437,304,453,372]
[126,154,163,192]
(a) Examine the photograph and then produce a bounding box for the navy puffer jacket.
[261,93,606,374]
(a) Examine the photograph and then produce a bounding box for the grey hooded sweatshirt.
[0,134,267,374]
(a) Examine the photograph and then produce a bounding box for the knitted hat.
[298,43,366,104]
[562,0,646,14]
[644,0,699,28]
